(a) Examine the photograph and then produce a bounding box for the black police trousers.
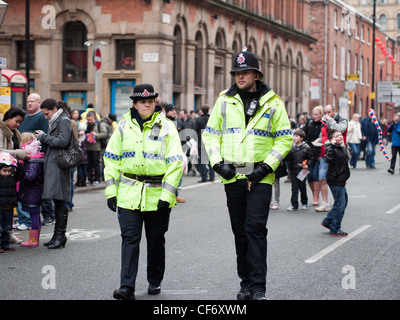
[224,179,272,294]
[117,207,171,291]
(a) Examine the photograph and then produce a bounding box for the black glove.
[246,163,273,183]
[157,200,170,212]
[107,197,117,212]
[213,161,236,180]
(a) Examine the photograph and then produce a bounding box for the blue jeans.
[307,160,320,183]
[322,185,348,233]
[365,141,377,167]
[348,143,360,168]
[17,202,31,227]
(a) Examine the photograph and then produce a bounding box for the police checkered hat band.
[130,84,159,101]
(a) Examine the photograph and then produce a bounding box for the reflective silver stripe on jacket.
[119,120,126,141]
[269,149,284,162]
[162,181,177,194]
[120,176,138,187]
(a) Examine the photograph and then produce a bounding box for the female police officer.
[202,48,292,300]
[104,84,183,300]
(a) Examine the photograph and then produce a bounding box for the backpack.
[97,122,110,149]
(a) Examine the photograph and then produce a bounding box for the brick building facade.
[0,0,315,120]
[310,0,399,120]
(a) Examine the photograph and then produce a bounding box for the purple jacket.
[18,153,44,206]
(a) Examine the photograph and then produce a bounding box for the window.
[16,40,35,70]
[379,14,387,30]
[63,21,88,82]
[397,14,400,30]
[116,40,135,70]
[340,46,345,80]
[333,45,337,78]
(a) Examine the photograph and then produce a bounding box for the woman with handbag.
[35,99,74,249]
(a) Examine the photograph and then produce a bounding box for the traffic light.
[348,91,354,106]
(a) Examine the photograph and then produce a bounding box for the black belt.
[123,173,164,183]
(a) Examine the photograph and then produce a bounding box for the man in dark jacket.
[194,105,215,182]
[360,111,379,169]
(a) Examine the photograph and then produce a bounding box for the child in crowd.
[321,129,350,236]
[270,161,287,210]
[285,129,313,211]
[18,133,45,247]
[0,152,25,252]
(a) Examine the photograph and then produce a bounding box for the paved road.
[1,154,399,301]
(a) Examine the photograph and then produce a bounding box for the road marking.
[385,203,400,214]
[182,181,218,190]
[305,225,371,264]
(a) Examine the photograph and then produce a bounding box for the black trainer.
[330,229,348,237]
[237,287,251,300]
[249,291,267,300]
[113,286,136,300]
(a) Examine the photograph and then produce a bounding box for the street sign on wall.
[377,81,400,103]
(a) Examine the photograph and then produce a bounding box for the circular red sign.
[93,48,102,70]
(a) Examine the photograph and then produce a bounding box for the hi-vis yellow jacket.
[202,84,293,185]
[104,111,183,212]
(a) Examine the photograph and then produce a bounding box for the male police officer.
[203,48,292,300]
[104,84,183,300]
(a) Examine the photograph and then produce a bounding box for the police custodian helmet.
[230,46,264,81]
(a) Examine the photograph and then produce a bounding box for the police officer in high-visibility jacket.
[202,48,293,300]
[104,84,183,300]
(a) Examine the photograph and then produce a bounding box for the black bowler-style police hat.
[230,47,264,81]
[130,84,159,101]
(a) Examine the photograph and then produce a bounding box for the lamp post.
[0,1,9,89]
[371,0,376,111]
[84,41,108,114]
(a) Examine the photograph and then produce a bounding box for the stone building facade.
[0,0,315,120]
[345,0,400,43]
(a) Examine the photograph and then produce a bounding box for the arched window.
[379,14,387,30]
[397,14,400,30]
[195,31,204,87]
[63,21,88,82]
[173,26,183,86]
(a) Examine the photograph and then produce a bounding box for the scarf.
[49,108,65,130]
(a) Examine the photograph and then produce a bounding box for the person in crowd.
[269,160,287,210]
[321,129,350,237]
[19,93,54,227]
[0,152,25,252]
[304,106,323,206]
[202,48,292,300]
[361,110,379,169]
[316,104,348,212]
[75,121,88,187]
[285,129,314,211]
[387,112,400,174]
[297,114,306,130]
[35,99,74,249]
[85,111,108,186]
[194,105,215,183]
[18,133,44,247]
[347,113,362,169]
[163,104,186,203]
[179,109,195,130]
[0,106,30,244]
[104,84,183,300]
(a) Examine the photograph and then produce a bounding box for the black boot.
[48,207,68,249]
